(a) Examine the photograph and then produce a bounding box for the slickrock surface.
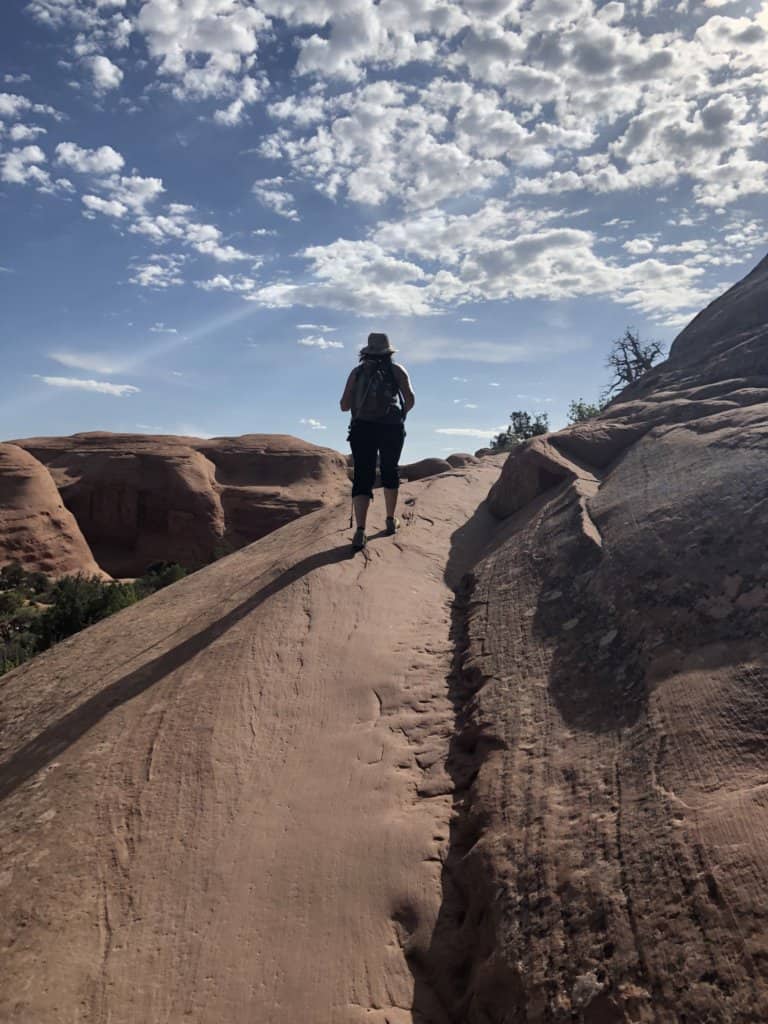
[402,458,454,481]
[0,443,104,577]
[4,255,768,1024]
[442,254,768,1021]
[9,433,349,577]
[0,461,501,1024]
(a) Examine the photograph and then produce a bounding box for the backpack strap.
[388,363,406,419]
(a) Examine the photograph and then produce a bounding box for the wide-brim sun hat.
[360,332,397,355]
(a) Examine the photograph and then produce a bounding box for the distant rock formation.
[7,434,349,577]
[0,443,104,577]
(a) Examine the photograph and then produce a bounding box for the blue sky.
[2,0,767,460]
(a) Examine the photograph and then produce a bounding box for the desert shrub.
[138,562,187,596]
[0,590,24,618]
[490,411,550,451]
[567,398,606,424]
[34,575,139,649]
[0,562,25,589]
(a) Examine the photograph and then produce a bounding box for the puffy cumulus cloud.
[0,144,72,193]
[195,273,258,291]
[261,80,512,209]
[129,253,186,288]
[35,375,140,396]
[8,123,47,142]
[300,417,327,429]
[0,92,60,121]
[82,193,127,217]
[213,74,266,125]
[56,141,125,173]
[252,209,723,324]
[371,199,558,265]
[293,0,463,82]
[253,238,434,315]
[85,54,123,92]
[252,177,300,220]
[136,0,269,101]
[129,203,250,261]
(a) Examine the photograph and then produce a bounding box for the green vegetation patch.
[0,561,187,677]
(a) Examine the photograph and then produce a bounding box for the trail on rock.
[0,462,499,1024]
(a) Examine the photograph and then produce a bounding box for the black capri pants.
[350,419,406,499]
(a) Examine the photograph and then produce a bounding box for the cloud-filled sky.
[2,0,767,458]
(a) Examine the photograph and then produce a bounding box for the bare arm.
[340,368,357,412]
[394,364,415,413]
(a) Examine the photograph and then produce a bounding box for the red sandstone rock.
[401,457,453,481]
[446,452,479,468]
[0,444,105,577]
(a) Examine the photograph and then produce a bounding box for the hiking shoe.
[385,516,400,536]
[352,527,367,551]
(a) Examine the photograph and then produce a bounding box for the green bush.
[490,410,550,451]
[138,562,187,596]
[567,398,606,424]
[0,562,25,589]
[0,560,188,677]
[0,590,24,618]
[34,575,139,649]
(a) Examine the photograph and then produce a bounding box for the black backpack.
[351,360,404,422]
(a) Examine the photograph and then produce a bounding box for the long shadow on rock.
[0,543,352,804]
[408,500,526,1023]
[531,486,648,734]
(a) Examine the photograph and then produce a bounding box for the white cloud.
[82,193,128,217]
[300,417,327,430]
[86,54,123,92]
[435,426,505,438]
[35,375,139,396]
[623,237,654,255]
[297,322,336,332]
[1,145,47,185]
[56,141,125,173]
[298,335,344,350]
[149,322,178,333]
[9,123,47,142]
[129,254,185,288]
[214,75,265,125]
[252,177,300,221]
[130,203,249,261]
[195,273,257,292]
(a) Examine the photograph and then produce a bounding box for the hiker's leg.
[353,495,370,529]
[384,488,398,518]
[379,423,406,519]
[350,421,376,529]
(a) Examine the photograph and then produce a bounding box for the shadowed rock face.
[0,444,105,577]
[428,253,768,1021]
[8,434,349,577]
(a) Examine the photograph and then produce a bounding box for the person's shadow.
[0,544,353,804]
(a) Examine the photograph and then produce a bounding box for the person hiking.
[340,332,415,552]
